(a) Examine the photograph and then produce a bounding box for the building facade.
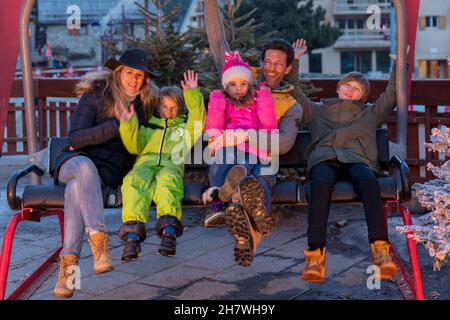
[302,0,449,78]
[37,0,122,67]
[415,0,449,78]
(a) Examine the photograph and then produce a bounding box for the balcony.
[334,0,391,16]
[334,29,390,49]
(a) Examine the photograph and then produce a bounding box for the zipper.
[157,119,168,166]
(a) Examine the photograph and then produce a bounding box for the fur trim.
[202,186,219,206]
[75,71,110,97]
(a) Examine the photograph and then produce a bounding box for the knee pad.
[118,221,147,241]
[155,215,183,238]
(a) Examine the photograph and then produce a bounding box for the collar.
[149,114,186,128]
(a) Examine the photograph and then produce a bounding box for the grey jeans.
[58,155,106,256]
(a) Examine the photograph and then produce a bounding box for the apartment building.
[303,0,449,78]
[415,0,449,78]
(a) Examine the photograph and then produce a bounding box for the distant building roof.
[38,0,121,24]
[101,0,157,26]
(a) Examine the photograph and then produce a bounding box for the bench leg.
[0,210,65,300]
[0,212,24,300]
[399,205,425,300]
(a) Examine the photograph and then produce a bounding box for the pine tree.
[237,0,341,49]
[397,126,450,271]
[191,0,275,94]
[102,0,203,87]
[194,0,321,96]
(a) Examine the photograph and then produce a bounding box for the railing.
[335,0,391,14]
[3,78,450,182]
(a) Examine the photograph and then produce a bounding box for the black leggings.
[307,160,389,250]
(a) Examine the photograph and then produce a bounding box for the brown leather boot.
[88,231,114,274]
[301,247,326,283]
[53,254,79,298]
[225,203,263,267]
[238,176,273,236]
[371,240,397,280]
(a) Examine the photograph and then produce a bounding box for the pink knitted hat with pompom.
[221,51,253,88]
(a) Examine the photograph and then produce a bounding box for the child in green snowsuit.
[116,70,205,261]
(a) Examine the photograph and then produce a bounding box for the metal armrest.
[7,164,45,210]
[389,156,411,201]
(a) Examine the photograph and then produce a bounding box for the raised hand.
[114,101,135,122]
[293,38,308,59]
[181,70,198,90]
[257,81,270,92]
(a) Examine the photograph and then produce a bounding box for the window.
[420,16,446,30]
[426,16,438,28]
[309,53,322,73]
[195,1,204,13]
[419,59,449,79]
[198,16,205,29]
[341,51,372,74]
[338,19,346,29]
[348,19,355,29]
[376,50,390,73]
[356,19,364,29]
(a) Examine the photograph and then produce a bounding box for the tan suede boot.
[371,240,397,280]
[88,231,114,274]
[53,254,79,298]
[301,247,326,283]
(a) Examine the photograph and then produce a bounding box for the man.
[204,38,305,267]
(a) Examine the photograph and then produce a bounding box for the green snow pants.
[121,163,183,224]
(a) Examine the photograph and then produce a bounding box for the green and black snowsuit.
[119,88,205,237]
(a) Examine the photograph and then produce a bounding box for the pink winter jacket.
[205,89,277,160]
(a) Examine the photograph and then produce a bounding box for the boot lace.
[90,235,108,262]
[307,255,322,266]
[59,257,77,279]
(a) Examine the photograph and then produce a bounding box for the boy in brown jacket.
[298,55,399,283]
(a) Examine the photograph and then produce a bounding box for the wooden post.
[204,0,230,73]
[405,0,420,105]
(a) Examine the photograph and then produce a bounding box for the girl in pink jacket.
[202,51,277,229]
[206,51,277,160]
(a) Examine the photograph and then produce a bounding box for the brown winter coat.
[298,62,397,173]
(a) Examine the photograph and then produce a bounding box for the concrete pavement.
[1,185,448,300]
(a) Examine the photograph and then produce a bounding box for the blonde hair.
[74,66,158,121]
[158,86,186,115]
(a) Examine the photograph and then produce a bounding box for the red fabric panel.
[0,0,23,155]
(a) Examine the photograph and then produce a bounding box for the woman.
[51,48,159,298]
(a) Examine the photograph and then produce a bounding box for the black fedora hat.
[104,48,161,78]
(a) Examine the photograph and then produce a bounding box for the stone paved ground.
[0,187,449,300]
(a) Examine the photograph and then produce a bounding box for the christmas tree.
[102,0,203,87]
[397,126,450,271]
[191,0,275,94]
[196,0,321,96]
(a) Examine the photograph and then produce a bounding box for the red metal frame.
[385,200,425,300]
[0,201,425,300]
[0,208,64,300]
